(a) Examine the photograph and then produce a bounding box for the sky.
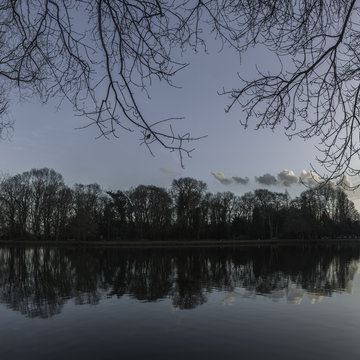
[1,34,355,203]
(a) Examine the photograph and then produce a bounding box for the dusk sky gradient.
[1,37,352,201]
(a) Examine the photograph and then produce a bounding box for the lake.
[1,244,360,359]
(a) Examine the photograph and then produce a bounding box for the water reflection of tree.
[0,248,68,318]
[0,245,359,318]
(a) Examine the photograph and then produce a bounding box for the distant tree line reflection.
[0,168,359,241]
[0,245,359,318]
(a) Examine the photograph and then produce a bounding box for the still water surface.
[1,245,360,359]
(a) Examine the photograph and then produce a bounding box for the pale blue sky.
[0,39,330,199]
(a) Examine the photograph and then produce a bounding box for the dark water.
[1,245,360,359]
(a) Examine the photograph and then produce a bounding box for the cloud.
[160,167,180,176]
[299,172,356,191]
[337,175,352,189]
[255,173,278,186]
[232,176,249,185]
[299,170,320,186]
[211,172,232,185]
[277,169,298,187]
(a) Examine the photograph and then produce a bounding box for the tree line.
[0,168,359,241]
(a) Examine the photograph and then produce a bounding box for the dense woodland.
[0,168,359,241]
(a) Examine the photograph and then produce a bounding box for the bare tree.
[3,1,360,175]
[71,183,104,241]
[219,0,360,184]
[171,177,207,236]
[0,0,244,164]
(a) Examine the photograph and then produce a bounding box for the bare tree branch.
[1,0,241,165]
[220,0,360,186]
[3,1,360,175]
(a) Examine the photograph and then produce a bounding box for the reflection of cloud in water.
[221,295,236,306]
[221,290,256,306]
[346,280,355,294]
[307,293,324,304]
[222,286,329,305]
[286,287,304,305]
[238,290,256,300]
[268,290,286,302]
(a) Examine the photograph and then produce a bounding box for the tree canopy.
[1,1,360,177]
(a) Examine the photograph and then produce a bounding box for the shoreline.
[1,238,360,248]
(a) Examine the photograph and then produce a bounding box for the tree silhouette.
[4,1,359,175]
[219,1,360,183]
[1,0,238,164]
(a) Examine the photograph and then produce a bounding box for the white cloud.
[160,167,180,176]
[232,176,249,185]
[211,172,232,185]
[299,170,320,186]
[337,175,352,189]
[277,169,298,187]
[255,173,278,186]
